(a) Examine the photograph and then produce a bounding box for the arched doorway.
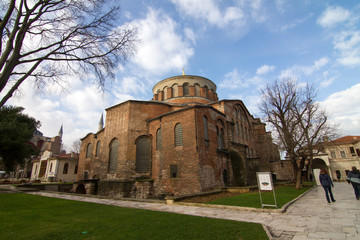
[312,158,329,185]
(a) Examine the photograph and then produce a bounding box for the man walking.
[347,166,360,200]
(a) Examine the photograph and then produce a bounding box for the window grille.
[136,136,151,172]
[174,123,183,147]
[108,139,119,173]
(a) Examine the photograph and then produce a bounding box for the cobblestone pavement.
[4,182,360,239]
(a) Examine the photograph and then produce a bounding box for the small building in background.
[30,126,79,182]
[313,136,360,181]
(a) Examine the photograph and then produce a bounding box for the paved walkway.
[6,182,360,239]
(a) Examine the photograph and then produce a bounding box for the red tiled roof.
[331,136,360,144]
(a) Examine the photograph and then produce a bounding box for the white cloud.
[5,79,112,150]
[333,31,360,67]
[114,76,147,95]
[247,0,266,23]
[256,64,275,75]
[184,28,196,45]
[320,83,360,135]
[317,6,351,28]
[320,78,334,88]
[274,0,286,14]
[219,69,265,91]
[131,8,194,75]
[171,0,246,29]
[279,57,329,79]
[278,14,313,32]
[219,69,248,89]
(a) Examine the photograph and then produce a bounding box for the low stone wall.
[97,180,134,198]
[16,183,73,192]
[73,179,155,199]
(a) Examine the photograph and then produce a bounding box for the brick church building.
[77,74,279,198]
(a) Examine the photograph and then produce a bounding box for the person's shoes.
[357,197,359,200]
[327,201,331,203]
[332,200,336,202]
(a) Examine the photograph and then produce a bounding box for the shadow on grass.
[0,193,269,240]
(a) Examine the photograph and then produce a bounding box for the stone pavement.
[6,182,360,239]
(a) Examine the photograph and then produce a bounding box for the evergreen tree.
[0,106,40,172]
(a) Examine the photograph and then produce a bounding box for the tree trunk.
[295,169,302,189]
[295,156,306,189]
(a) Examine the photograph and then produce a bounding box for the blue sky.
[7,0,360,150]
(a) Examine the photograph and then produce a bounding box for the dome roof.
[152,75,218,105]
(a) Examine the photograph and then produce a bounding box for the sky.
[5,0,360,151]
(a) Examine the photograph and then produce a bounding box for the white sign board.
[257,172,273,191]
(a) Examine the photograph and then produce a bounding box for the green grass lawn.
[0,193,268,240]
[207,185,313,208]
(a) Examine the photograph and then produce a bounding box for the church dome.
[152,75,218,105]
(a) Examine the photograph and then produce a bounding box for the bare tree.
[294,85,339,181]
[71,140,81,154]
[259,78,336,189]
[0,0,138,107]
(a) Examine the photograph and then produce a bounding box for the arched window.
[231,120,235,141]
[172,84,178,97]
[234,108,238,119]
[83,171,89,180]
[217,127,220,149]
[74,165,78,174]
[236,122,240,137]
[95,141,101,157]
[204,86,208,98]
[241,124,244,138]
[86,143,92,158]
[238,109,242,121]
[174,123,183,147]
[220,128,225,149]
[156,128,162,150]
[195,84,200,96]
[183,83,189,96]
[163,86,168,99]
[63,163,69,174]
[108,139,119,173]
[203,116,209,146]
[136,136,151,172]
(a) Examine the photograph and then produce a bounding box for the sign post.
[256,172,277,208]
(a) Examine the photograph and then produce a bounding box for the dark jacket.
[347,170,360,184]
[319,173,333,187]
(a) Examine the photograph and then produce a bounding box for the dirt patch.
[179,191,240,203]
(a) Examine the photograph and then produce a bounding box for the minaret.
[58,124,63,140]
[98,114,104,132]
